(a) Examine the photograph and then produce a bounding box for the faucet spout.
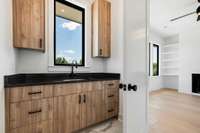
[70,60,78,77]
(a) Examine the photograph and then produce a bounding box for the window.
[54,0,85,66]
[152,44,159,76]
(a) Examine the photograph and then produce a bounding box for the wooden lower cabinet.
[10,98,53,129]
[6,80,119,133]
[53,94,80,133]
[86,82,106,126]
[10,121,53,133]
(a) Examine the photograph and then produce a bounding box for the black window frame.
[54,0,85,66]
[152,44,159,76]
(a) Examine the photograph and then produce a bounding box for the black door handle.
[119,83,137,91]
[128,84,137,91]
[119,83,127,91]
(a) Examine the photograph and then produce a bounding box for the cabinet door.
[13,0,45,51]
[92,0,111,58]
[10,121,53,133]
[85,82,105,126]
[53,94,80,133]
[99,0,111,57]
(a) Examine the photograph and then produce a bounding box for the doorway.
[149,0,200,132]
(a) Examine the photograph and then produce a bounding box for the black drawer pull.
[28,91,42,95]
[83,94,86,103]
[28,109,42,114]
[39,38,43,48]
[108,83,114,86]
[108,109,114,113]
[79,95,82,104]
[99,49,103,55]
[108,94,114,98]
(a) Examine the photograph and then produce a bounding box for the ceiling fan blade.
[170,11,196,22]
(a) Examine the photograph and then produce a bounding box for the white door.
[123,0,148,132]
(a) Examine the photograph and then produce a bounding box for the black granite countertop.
[4,73,120,88]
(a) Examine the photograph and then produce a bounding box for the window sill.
[48,65,91,72]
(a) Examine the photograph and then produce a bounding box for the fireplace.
[192,74,200,94]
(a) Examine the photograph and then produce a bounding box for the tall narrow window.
[54,0,85,66]
[152,44,159,76]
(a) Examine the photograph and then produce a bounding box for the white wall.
[16,0,106,73]
[162,76,179,89]
[148,30,164,91]
[179,24,200,94]
[0,0,16,132]
[164,35,179,44]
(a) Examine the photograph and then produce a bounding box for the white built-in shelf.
[161,66,179,69]
[161,74,179,76]
[162,44,179,48]
[161,43,179,76]
[162,59,179,62]
[161,51,178,55]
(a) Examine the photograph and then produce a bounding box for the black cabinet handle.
[108,83,114,86]
[108,109,114,113]
[83,94,86,103]
[108,94,114,98]
[39,38,43,48]
[79,95,82,104]
[28,109,42,115]
[28,91,42,95]
[99,49,103,55]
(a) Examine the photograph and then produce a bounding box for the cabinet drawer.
[9,85,53,103]
[105,88,119,104]
[104,80,119,89]
[54,83,79,96]
[10,120,53,133]
[79,82,93,92]
[10,98,53,129]
[78,82,103,93]
[106,102,118,119]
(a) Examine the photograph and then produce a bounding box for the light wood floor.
[149,89,200,133]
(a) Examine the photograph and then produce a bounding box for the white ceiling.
[150,0,200,38]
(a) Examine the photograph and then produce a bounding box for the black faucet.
[70,60,78,77]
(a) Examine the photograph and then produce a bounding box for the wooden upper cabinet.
[92,0,111,58]
[13,0,45,51]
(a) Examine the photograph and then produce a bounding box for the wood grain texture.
[53,83,79,97]
[92,0,111,58]
[99,0,111,57]
[86,82,105,126]
[6,81,120,133]
[104,81,119,119]
[149,89,200,133]
[53,94,80,133]
[10,120,53,133]
[13,0,45,51]
[10,98,53,129]
[9,85,53,103]
[5,89,10,133]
